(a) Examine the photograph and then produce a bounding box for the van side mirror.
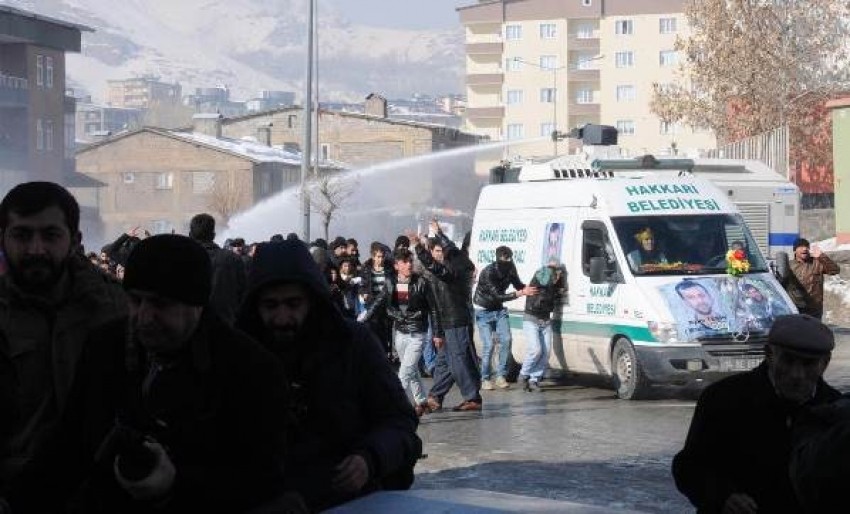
[589,257,606,284]
[774,251,790,282]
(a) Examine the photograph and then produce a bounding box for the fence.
[704,125,789,179]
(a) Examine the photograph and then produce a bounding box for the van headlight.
[647,321,678,344]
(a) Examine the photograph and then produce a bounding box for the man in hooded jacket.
[235,241,421,512]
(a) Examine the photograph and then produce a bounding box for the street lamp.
[511,55,603,155]
[300,0,316,242]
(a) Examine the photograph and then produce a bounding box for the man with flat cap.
[0,235,293,514]
[673,314,841,513]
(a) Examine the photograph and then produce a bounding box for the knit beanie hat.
[123,234,211,306]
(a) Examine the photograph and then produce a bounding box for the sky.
[328,0,473,30]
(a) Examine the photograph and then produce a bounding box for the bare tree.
[651,0,850,144]
[207,172,249,225]
[303,172,357,241]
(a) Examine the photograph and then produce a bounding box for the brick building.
[0,5,90,192]
[76,114,340,244]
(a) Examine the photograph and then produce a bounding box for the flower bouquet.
[725,249,750,277]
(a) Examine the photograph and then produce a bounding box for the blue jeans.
[421,321,437,375]
[430,325,482,403]
[395,330,427,404]
[475,308,512,380]
[520,317,552,381]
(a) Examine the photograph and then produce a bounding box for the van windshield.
[612,214,768,276]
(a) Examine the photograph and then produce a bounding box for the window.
[616,119,635,135]
[659,50,679,67]
[656,82,675,94]
[615,19,633,35]
[36,55,44,86]
[540,23,557,39]
[192,171,215,194]
[576,55,598,70]
[582,224,618,278]
[576,24,594,39]
[660,17,677,34]
[540,123,555,138]
[506,123,524,140]
[539,55,558,70]
[616,85,636,102]
[505,24,522,41]
[660,121,679,135]
[45,120,54,151]
[46,56,53,88]
[150,220,173,234]
[506,57,523,72]
[123,172,136,184]
[287,115,297,128]
[36,119,44,150]
[506,89,524,105]
[539,88,557,103]
[575,89,593,104]
[321,143,330,161]
[155,172,174,190]
[615,51,635,68]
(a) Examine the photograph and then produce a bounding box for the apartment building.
[459,0,716,165]
[75,100,144,143]
[107,76,181,109]
[0,6,90,191]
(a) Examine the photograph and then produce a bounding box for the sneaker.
[495,376,510,389]
[426,395,442,412]
[481,379,495,391]
[451,400,482,412]
[521,376,532,392]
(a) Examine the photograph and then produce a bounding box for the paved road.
[412,328,850,513]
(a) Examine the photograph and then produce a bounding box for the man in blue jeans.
[473,246,537,390]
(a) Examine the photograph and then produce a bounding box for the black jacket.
[362,273,439,334]
[358,260,394,306]
[672,362,841,513]
[524,270,565,320]
[235,242,421,512]
[3,311,290,514]
[415,233,475,336]
[199,240,247,326]
[473,261,524,311]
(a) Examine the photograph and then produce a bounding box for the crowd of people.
[2,180,850,513]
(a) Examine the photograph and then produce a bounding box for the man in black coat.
[189,213,247,326]
[0,235,292,514]
[235,241,421,512]
[672,314,841,513]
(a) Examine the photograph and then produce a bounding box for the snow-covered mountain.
[4,0,464,102]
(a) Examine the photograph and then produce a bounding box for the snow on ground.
[815,237,850,253]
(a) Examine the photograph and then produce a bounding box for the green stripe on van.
[506,312,655,343]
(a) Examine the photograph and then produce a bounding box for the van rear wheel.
[612,338,650,400]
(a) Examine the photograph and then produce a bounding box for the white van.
[469,157,798,399]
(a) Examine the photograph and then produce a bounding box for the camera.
[95,423,158,481]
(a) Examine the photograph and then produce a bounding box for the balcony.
[0,73,29,108]
[466,42,503,55]
[567,68,600,82]
[567,102,601,117]
[465,106,505,120]
[466,73,504,87]
[568,35,600,52]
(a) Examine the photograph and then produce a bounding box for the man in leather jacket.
[362,248,440,416]
[473,246,536,390]
[415,220,482,412]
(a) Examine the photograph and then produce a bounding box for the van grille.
[699,333,768,357]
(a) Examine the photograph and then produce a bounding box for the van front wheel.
[612,338,650,400]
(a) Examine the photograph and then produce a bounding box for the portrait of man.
[674,280,729,339]
[738,280,792,331]
[542,223,564,266]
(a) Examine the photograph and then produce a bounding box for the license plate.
[718,357,762,372]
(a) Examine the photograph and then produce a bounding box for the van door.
[568,219,624,375]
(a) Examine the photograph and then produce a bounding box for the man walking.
[783,238,840,319]
[236,241,421,512]
[361,248,439,416]
[189,213,247,325]
[0,182,127,484]
[473,246,536,390]
[673,314,841,513]
[1,235,292,513]
[415,220,482,412]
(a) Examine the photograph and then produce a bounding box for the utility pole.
[552,66,558,155]
[300,0,315,242]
